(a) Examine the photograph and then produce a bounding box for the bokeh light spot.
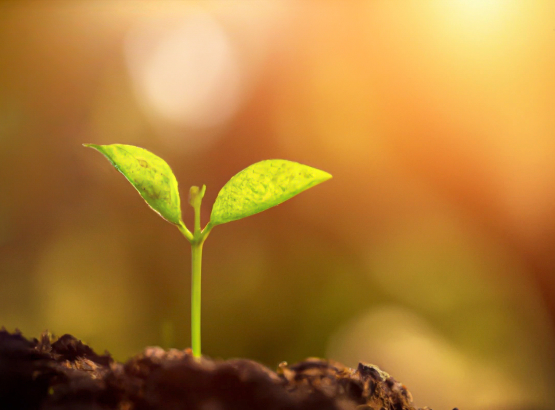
[125,11,242,130]
[327,305,536,410]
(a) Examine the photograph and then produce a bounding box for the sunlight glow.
[125,11,242,129]
[436,0,511,39]
[449,0,501,18]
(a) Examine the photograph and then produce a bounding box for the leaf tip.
[83,143,100,150]
[312,168,332,184]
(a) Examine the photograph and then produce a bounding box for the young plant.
[84,144,332,358]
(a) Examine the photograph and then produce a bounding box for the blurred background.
[1,1,554,409]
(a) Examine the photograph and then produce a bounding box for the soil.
[0,329,451,410]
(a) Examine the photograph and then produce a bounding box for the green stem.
[191,240,203,358]
[178,222,193,242]
[188,185,207,358]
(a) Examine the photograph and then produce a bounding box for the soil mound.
[0,329,443,410]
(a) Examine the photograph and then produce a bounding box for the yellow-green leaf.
[210,160,331,226]
[84,143,183,225]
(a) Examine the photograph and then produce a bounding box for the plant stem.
[188,185,207,358]
[190,240,203,358]
[178,222,193,242]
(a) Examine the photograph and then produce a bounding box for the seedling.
[84,144,332,358]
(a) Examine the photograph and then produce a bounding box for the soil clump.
[0,329,445,410]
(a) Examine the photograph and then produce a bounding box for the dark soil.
[0,329,448,410]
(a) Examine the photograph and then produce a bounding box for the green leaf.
[84,143,183,225]
[210,159,331,226]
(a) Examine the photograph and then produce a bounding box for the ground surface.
[0,329,446,410]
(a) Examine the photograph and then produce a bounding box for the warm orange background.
[1,1,554,409]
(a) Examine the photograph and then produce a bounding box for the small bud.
[189,185,206,208]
